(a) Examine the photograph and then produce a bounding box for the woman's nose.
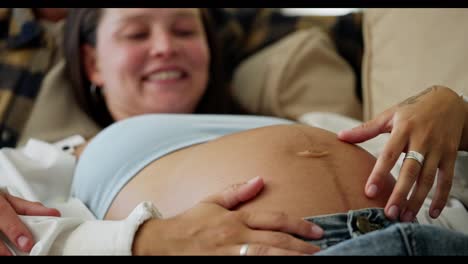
[149,32,178,58]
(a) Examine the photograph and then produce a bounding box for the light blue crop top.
[72,114,293,219]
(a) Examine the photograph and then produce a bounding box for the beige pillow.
[18,59,101,146]
[363,8,468,120]
[232,28,362,120]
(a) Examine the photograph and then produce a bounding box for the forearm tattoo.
[398,86,438,107]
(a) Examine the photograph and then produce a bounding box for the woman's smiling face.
[84,8,210,121]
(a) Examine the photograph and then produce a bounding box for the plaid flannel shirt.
[0,8,63,148]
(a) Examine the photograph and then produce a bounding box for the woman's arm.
[14,202,157,255]
[7,178,321,255]
[338,86,466,222]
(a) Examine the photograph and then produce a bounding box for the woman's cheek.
[185,40,210,68]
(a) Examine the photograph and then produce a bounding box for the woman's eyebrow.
[115,14,150,24]
[115,10,199,25]
[172,10,200,21]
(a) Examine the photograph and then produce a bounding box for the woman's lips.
[143,70,188,86]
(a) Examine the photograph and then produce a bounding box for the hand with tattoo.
[337,86,466,222]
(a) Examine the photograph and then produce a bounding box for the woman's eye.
[174,29,196,37]
[124,32,148,40]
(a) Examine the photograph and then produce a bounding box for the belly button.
[296,149,329,158]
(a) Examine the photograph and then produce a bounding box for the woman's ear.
[82,44,103,87]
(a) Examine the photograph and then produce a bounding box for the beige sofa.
[362,8,468,120]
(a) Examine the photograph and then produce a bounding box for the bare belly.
[105,125,395,220]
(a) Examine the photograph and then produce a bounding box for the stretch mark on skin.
[293,126,351,210]
[296,149,329,158]
[292,125,330,159]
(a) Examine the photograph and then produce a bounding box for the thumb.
[203,176,264,209]
[338,110,394,143]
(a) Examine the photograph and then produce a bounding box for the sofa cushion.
[232,28,362,120]
[18,59,100,146]
[363,8,468,120]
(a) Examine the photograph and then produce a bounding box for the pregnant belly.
[105,125,395,220]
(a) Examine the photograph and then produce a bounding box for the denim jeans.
[303,208,468,255]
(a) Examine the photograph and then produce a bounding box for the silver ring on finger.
[404,151,425,166]
[239,243,249,256]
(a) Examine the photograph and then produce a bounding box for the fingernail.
[311,225,324,237]
[388,205,399,220]
[431,209,441,218]
[402,210,414,222]
[366,184,378,197]
[247,176,260,185]
[17,235,29,250]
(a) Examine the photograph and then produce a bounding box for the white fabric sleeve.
[23,202,162,255]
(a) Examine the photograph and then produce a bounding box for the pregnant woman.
[72,114,396,253]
